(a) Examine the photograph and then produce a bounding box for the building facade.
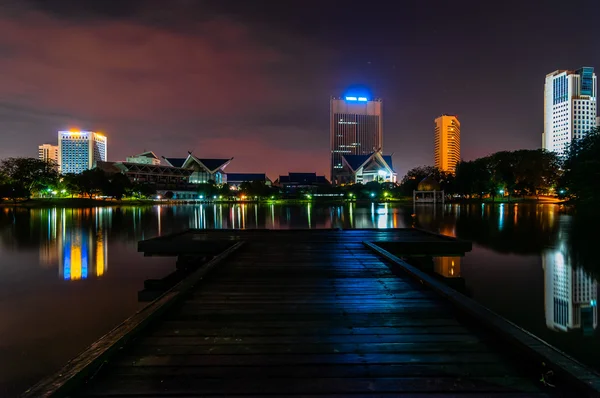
[543,67,597,155]
[58,131,107,174]
[38,144,59,165]
[226,173,271,189]
[434,114,461,174]
[330,96,383,185]
[126,151,161,165]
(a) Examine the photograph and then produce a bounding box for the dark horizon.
[0,0,599,180]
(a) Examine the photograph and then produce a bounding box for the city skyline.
[1,1,600,179]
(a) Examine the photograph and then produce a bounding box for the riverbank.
[0,198,157,208]
[0,196,566,208]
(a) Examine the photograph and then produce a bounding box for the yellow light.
[71,244,82,280]
[96,233,104,277]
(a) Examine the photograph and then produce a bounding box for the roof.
[342,154,371,171]
[197,158,231,171]
[226,173,267,182]
[417,175,441,191]
[133,151,159,159]
[163,157,186,168]
[342,152,394,172]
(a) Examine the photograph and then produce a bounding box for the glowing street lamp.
[199,195,204,199]
[499,189,504,195]
[370,193,375,198]
[156,195,162,200]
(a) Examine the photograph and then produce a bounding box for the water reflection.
[411,204,599,339]
[543,215,598,334]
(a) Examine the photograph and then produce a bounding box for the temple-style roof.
[417,175,441,191]
[163,155,232,172]
[162,157,186,168]
[199,158,232,171]
[132,151,160,159]
[226,173,268,182]
[342,152,394,172]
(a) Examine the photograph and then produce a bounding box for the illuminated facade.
[126,151,161,165]
[434,115,461,174]
[338,151,396,184]
[543,67,597,155]
[330,96,383,185]
[38,144,58,165]
[58,131,107,174]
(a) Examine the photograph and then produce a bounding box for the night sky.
[1,0,599,179]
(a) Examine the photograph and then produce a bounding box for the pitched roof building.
[338,151,396,185]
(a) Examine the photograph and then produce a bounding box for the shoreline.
[0,197,567,208]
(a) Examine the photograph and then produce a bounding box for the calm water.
[0,203,598,396]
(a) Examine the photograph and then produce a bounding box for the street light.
[370,193,375,198]
[199,195,204,199]
[499,189,504,195]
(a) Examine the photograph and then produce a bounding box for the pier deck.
[24,230,598,397]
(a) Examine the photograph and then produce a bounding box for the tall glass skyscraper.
[58,131,107,174]
[330,96,382,184]
[543,67,597,155]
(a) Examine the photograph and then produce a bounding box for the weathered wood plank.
[82,376,541,395]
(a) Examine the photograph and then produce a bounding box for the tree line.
[1,128,598,203]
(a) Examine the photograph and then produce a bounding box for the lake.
[0,203,598,396]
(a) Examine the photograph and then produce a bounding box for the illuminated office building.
[434,115,461,174]
[543,67,597,155]
[330,96,383,185]
[58,130,107,174]
[38,144,59,165]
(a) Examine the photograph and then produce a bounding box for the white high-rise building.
[543,67,597,155]
[58,131,107,174]
[38,144,58,165]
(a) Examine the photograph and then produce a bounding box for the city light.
[358,97,368,101]
[378,170,387,176]
[384,192,389,197]
[345,96,357,101]
[306,194,312,199]
[213,195,217,199]
[156,195,161,199]
[499,189,504,195]
[370,193,375,198]
[61,189,66,193]
[199,195,204,199]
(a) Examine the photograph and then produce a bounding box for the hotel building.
[543,67,597,155]
[38,144,59,165]
[58,131,107,174]
[434,114,461,174]
[330,96,383,184]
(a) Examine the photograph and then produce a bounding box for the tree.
[561,127,600,204]
[78,168,109,198]
[103,172,132,200]
[0,157,59,198]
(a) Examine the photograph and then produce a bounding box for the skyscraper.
[543,67,597,155]
[330,96,382,184]
[38,144,59,165]
[434,115,461,174]
[58,131,107,174]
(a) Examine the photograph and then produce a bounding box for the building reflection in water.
[36,208,108,281]
[434,257,461,278]
[543,217,598,333]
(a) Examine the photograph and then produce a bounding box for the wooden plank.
[82,376,542,395]
[101,363,518,379]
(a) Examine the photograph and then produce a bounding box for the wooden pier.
[23,229,600,397]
